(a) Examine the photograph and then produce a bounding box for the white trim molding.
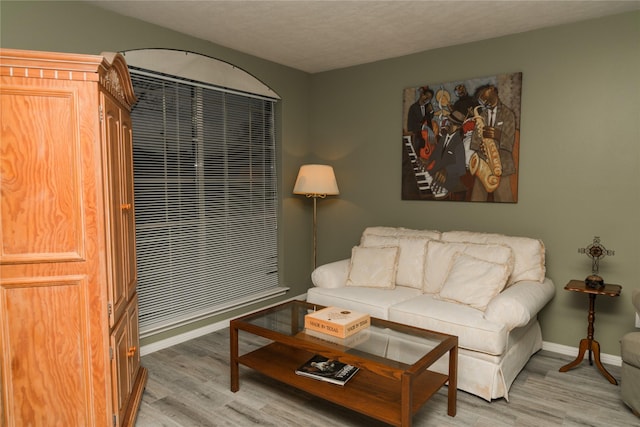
[140,293,307,356]
[542,341,621,367]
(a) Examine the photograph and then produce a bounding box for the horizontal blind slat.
[130,68,278,335]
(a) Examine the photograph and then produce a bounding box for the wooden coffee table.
[230,300,457,426]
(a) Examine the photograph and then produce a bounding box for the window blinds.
[129,69,280,336]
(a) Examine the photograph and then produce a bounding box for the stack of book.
[295,354,359,386]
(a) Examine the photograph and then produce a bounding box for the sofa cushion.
[346,246,399,289]
[306,285,422,320]
[360,234,399,247]
[389,294,509,355]
[361,234,430,290]
[361,226,403,238]
[423,240,514,294]
[441,230,545,285]
[436,253,511,311]
[361,226,441,240]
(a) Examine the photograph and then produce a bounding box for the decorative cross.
[578,236,615,275]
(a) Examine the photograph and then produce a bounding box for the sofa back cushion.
[441,230,545,285]
[361,226,441,240]
[423,240,514,294]
[436,253,511,311]
[361,234,430,290]
[346,246,399,289]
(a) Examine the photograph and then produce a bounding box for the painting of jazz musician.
[401,72,522,203]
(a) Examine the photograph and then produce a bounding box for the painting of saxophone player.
[402,73,521,203]
[469,84,518,202]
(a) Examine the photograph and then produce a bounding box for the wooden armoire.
[0,49,147,426]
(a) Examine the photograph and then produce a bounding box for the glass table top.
[236,300,453,367]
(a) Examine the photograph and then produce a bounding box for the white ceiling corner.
[87,0,640,73]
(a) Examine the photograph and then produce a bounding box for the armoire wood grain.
[0,48,147,427]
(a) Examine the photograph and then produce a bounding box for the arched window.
[123,49,284,336]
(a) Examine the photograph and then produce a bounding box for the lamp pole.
[309,193,326,270]
[312,195,318,270]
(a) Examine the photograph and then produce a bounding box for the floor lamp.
[293,164,340,270]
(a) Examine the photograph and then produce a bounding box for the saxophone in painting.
[469,106,502,193]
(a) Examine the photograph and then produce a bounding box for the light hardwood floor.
[135,329,638,426]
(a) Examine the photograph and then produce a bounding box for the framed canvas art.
[402,72,522,203]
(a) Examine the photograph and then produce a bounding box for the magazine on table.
[295,354,359,386]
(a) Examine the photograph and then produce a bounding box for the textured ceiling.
[88,0,640,73]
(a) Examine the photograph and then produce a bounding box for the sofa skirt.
[428,318,542,401]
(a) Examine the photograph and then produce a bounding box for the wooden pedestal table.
[559,280,621,384]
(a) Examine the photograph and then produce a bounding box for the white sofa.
[307,227,556,401]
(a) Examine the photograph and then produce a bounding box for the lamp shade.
[293,164,339,196]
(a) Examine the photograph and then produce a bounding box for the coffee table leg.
[230,323,239,392]
[401,373,412,426]
[448,345,457,416]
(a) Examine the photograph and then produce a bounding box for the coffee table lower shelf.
[237,342,448,426]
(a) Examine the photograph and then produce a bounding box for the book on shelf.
[295,354,359,386]
[305,306,370,338]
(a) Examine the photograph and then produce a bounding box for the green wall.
[309,11,640,356]
[2,2,638,356]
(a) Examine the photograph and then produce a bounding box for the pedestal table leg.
[558,294,617,385]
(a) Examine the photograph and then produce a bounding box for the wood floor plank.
[135,329,639,426]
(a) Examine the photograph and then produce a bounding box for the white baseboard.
[542,341,621,367]
[141,299,621,368]
[140,293,307,356]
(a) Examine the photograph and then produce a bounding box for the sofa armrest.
[311,259,350,289]
[484,277,555,330]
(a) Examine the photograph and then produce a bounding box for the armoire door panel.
[0,87,85,264]
[121,116,138,301]
[126,293,141,387]
[102,94,127,327]
[0,276,93,427]
[110,312,130,426]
